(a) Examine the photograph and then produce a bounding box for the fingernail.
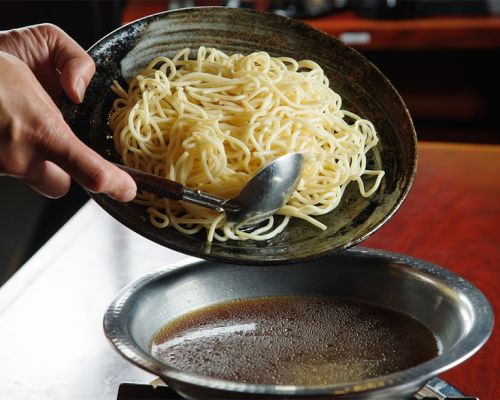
[107,187,136,202]
[76,78,86,103]
[123,187,137,202]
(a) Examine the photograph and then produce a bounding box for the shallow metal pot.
[104,247,493,399]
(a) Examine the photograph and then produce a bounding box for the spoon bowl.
[225,153,304,226]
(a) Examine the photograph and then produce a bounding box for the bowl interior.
[104,248,493,398]
[124,255,475,356]
[61,7,417,264]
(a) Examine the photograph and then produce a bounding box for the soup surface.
[150,296,438,385]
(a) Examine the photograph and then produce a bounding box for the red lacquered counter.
[365,142,500,398]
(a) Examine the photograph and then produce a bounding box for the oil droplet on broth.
[149,296,438,386]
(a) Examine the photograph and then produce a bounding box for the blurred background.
[0,0,499,285]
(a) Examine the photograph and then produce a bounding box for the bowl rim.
[103,247,493,396]
[76,6,418,266]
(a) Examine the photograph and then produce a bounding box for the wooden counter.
[364,142,500,397]
[0,142,498,399]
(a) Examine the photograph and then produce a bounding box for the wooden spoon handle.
[114,163,239,213]
[114,163,184,200]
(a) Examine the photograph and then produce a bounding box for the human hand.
[0,24,136,201]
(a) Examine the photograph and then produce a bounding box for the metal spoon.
[115,153,304,226]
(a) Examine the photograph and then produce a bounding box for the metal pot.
[103,247,493,399]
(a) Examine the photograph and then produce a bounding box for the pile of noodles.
[109,47,384,242]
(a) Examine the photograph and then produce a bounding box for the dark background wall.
[0,0,124,48]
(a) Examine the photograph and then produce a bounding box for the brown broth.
[150,296,438,385]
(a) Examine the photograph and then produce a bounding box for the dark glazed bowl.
[61,7,417,265]
[103,247,493,399]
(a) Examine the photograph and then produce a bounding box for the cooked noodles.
[109,47,384,242]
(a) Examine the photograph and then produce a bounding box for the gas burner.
[116,377,477,399]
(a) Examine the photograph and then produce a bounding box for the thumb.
[59,56,95,104]
[42,24,95,103]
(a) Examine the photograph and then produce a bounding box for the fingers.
[41,117,137,202]
[0,25,134,203]
[23,160,72,199]
[40,24,95,103]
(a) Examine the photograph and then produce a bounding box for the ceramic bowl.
[61,7,417,264]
